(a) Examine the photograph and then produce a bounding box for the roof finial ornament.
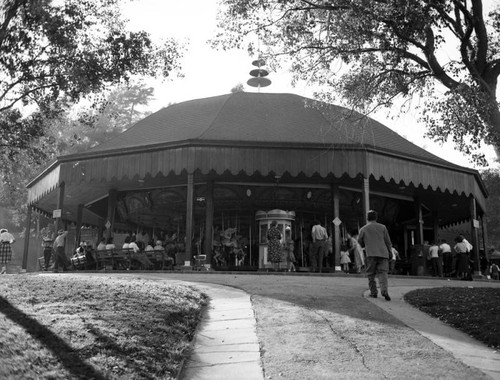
[247,58,271,91]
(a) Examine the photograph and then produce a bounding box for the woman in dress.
[348,232,365,273]
[266,220,282,271]
[0,228,15,274]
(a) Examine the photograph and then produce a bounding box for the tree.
[0,0,182,168]
[213,0,500,165]
[481,168,500,248]
[0,81,156,226]
[231,83,245,93]
[69,81,155,152]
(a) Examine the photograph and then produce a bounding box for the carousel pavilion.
[24,92,488,272]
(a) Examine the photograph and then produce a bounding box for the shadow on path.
[0,296,106,380]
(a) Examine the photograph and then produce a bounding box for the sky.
[122,0,498,170]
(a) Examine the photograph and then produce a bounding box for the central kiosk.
[255,209,296,269]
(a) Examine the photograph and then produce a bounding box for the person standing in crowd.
[53,229,69,273]
[266,220,283,271]
[0,228,15,274]
[42,239,53,271]
[358,210,393,301]
[429,241,442,277]
[489,262,500,280]
[460,234,473,252]
[454,235,469,280]
[439,239,452,276]
[389,244,400,274]
[340,244,351,273]
[311,220,328,273]
[282,227,296,272]
[348,232,365,273]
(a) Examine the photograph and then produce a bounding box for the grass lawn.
[0,275,207,380]
[404,287,500,349]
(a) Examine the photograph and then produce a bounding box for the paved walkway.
[365,286,500,380]
[178,283,263,380]
[177,276,500,380]
[66,272,500,379]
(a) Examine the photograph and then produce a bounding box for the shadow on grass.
[0,296,106,380]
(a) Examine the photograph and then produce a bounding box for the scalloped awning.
[27,143,486,212]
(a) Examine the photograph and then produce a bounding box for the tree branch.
[423,26,460,89]
[470,0,489,74]
[0,0,23,49]
[0,83,56,112]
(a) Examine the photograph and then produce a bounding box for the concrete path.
[179,277,500,380]
[365,286,500,380]
[66,272,500,379]
[178,283,264,380]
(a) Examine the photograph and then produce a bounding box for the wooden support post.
[185,172,194,267]
[332,184,341,270]
[432,211,439,242]
[414,197,424,245]
[403,226,409,260]
[362,176,370,219]
[106,189,117,241]
[54,182,65,233]
[22,204,33,270]
[481,216,489,257]
[204,180,214,269]
[74,204,84,252]
[470,196,481,275]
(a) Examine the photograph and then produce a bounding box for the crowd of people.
[423,236,500,281]
[33,221,500,280]
[38,230,182,272]
[263,214,500,288]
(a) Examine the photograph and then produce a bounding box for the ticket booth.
[255,209,295,269]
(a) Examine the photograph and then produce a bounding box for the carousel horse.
[219,228,247,266]
[212,245,226,266]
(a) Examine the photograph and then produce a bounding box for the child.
[490,262,500,280]
[340,244,351,274]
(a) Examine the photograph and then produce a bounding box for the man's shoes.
[382,292,391,301]
[369,293,378,298]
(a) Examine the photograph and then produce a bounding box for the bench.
[95,249,133,270]
[145,249,174,270]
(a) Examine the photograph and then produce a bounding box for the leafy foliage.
[0,0,182,169]
[214,0,500,165]
[0,81,156,226]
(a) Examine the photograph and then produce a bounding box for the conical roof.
[88,92,455,167]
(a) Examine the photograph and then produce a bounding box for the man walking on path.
[358,210,393,301]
